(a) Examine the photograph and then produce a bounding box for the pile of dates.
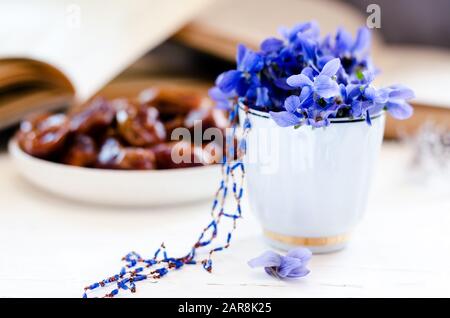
[17,87,230,170]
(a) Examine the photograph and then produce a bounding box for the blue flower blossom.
[215,44,263,97]
[273,58,344,127]
[260,38,284,54]
[269,95,305,127]
[376,85,415,119]
[210,21,415,128]
[208,87,235,110]
[328,27,373,76]
[335,27,370,58]
[248,247,312,279]
[286,58,341,98]
[278,21,320,43]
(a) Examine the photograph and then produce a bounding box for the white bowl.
[8,139,222,207]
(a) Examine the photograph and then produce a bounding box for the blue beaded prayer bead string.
[83,104,251,298]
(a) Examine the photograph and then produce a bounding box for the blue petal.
[335,27,353,53]
[208,86,224,101]
[299,86,313,107]
[208,87,234,110]
[386,100,414,120]
[297,34,316,61]
[374,88,390,104]
[247,73,261,87]
[269,111,302,127]
[301,67,315,80]
[236,76,251,96]
[351,100,370,118]
[365,109,372,125]
[255,87,270,107]
[352,27,371,54]
[303,20,320,39]
[217,70,241,93]
[368,103,384,116]
[277,256,303,278]
[260,37,284,53]
[274,77,294,90]
[307,118,329,128]
[339,83,347,101]
[209,86,234,100]
[363,86,377,101]
[284,95,302,113]
[316,55,334,70]
[314,75,340,98]
[277,26,290,40]
[280,22,312,41]
[320,58,341,77]
[286,247,312,263]
[236,44,246,66]
[362,70,375,83]
[388,85,415,100]
[238,47,264,73]
[346,84,363,100]
[286,74,313,88]
[286,266,310,278]
[244,86,256,103]
[248,251,282,268]
[321,34,332,51]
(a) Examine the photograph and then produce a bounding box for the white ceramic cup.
[238,106,385,253]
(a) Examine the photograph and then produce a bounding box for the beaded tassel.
[83,104,251,298]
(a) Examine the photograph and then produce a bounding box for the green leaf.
[356,70,364,80]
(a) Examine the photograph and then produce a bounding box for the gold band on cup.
[264,229,350,247]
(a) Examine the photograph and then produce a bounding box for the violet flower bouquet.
[210,21,414,127]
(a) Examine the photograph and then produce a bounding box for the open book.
[0,0,210,130]
[2,0,448,136]
[0,58,75,129]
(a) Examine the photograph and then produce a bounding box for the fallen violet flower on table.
[248,248,312,279]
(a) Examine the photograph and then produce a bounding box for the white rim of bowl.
[8,138,220,175]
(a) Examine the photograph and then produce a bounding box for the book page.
[175,0,382,60]
[373,45,450,109]
[0,0,211,102]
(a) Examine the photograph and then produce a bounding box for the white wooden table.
[0,142,449,297]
